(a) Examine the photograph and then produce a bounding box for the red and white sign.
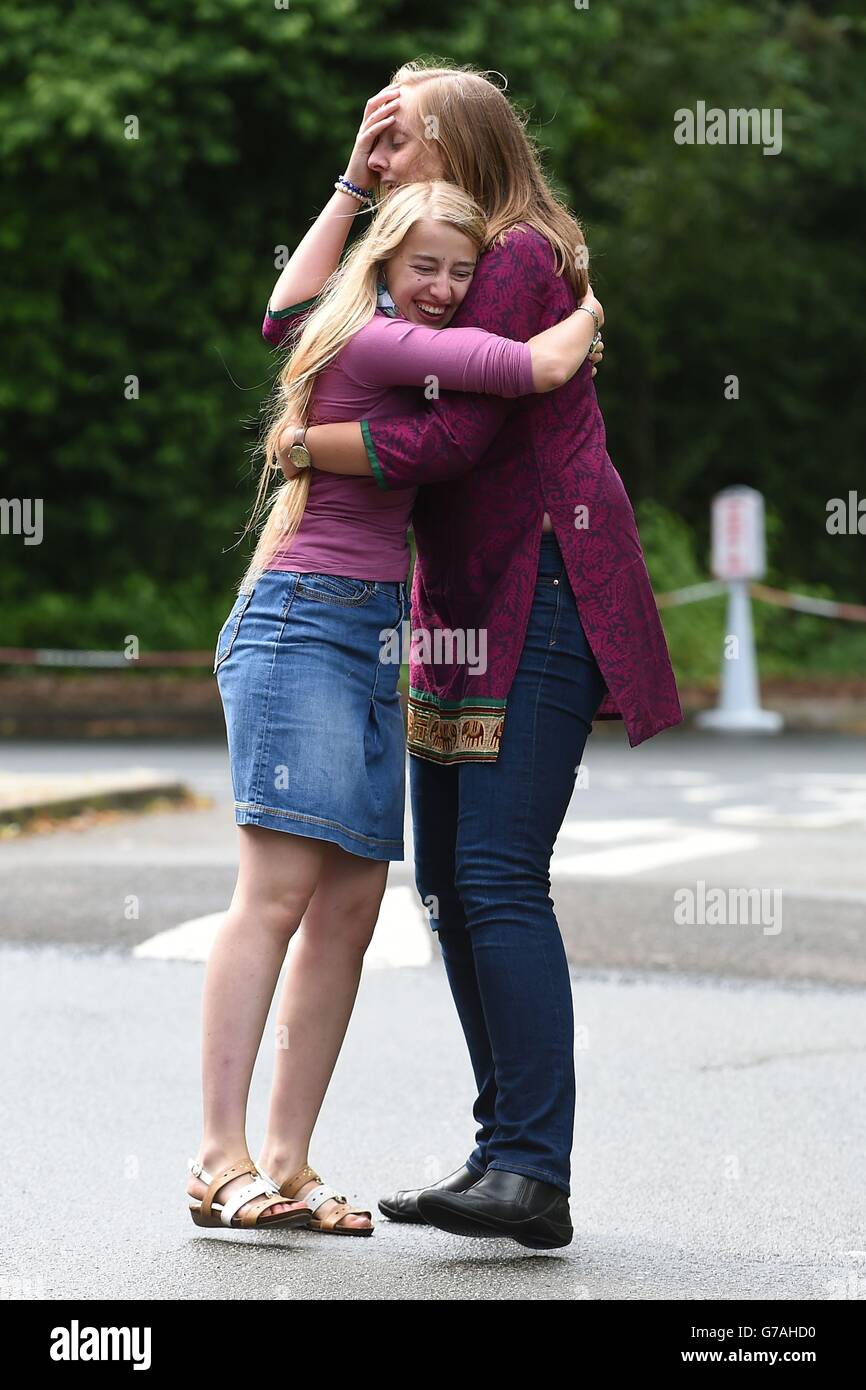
[709,486,766,581]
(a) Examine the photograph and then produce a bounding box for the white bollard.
[696,486,783,734]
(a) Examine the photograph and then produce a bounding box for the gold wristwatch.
[288,426,312,469]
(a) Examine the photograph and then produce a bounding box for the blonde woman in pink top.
[186,175,602,1236]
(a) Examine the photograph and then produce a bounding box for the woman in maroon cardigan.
[277,61,682,1249]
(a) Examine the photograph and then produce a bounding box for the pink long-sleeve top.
[262,305,534,580]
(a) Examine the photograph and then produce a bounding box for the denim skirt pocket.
[295,573,376,607]
[212,585,256,674]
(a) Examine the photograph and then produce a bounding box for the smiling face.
[382,218,478,328]
[367,84,446,190]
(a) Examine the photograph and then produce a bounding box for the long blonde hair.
[391,60,590,298]
[239,180,486,591]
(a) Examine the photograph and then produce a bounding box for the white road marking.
[806,789,866,808]
[641,771,715,785]
[770,774,866,788]
[681,784,754,803]
[133,886,432,968]
[364,885,432,970]
[553,829,759,878]
[782,886,866,904]
[558,818,677,843]
[133,911,224,962]
[712,805,865,830]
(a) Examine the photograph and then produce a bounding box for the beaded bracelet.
[338,174,372,197]
[335,174,373,204]
[334,181,370,205]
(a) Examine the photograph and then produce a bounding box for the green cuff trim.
[267,295,318,319]
[361,418,388,491]
[408,686,507,710]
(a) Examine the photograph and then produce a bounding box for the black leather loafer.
[415,1168,573,1249]
[378,1164,481,1224]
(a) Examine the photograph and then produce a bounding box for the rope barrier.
[655,581,727,608]
[749,584,866,624]
[655,581,866,622]
[0,648,212,668]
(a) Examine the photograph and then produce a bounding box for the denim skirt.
[213,569,409,860]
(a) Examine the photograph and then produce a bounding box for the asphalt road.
[2,732,864,984]
[1,731,864,1300]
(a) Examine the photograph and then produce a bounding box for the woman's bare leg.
[186,824,327,1221]
[257,840,389,1229]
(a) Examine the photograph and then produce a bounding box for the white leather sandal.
[187,1155,312,1230]
[262,1162,374,1236]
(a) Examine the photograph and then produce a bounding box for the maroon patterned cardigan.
[263,224,683,764]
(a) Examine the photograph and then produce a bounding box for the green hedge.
[1,0,863,676]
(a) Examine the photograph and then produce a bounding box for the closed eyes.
[411,265,474,279]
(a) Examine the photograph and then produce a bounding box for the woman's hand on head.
[343,86,402,190]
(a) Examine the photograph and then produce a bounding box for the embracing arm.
[301,423,372,477]
[292,287,601,481]
[286,329,607,479]
[296,228,586,488]
[529,301,602,391]
[341,298,601,398]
